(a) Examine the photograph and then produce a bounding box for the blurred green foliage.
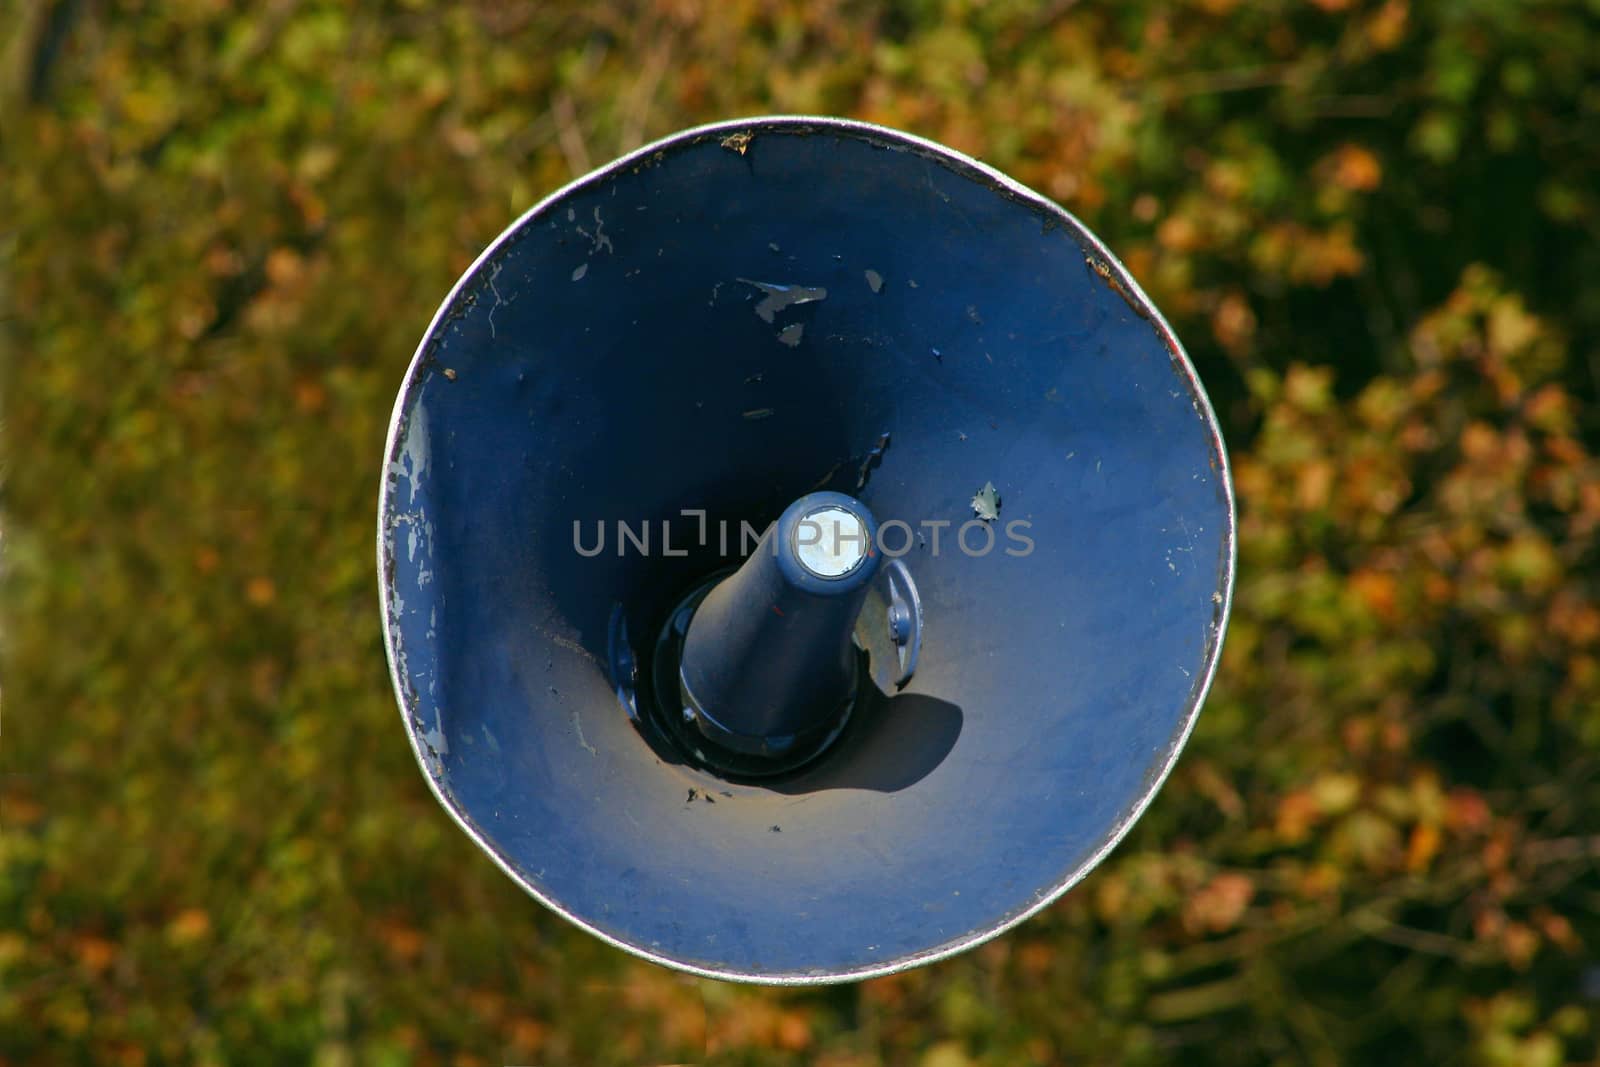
[3,0,1599,1064]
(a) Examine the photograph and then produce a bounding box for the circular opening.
[793,506,868,578]
[379,116,1235,983]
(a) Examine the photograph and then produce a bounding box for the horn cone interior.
[379,117,1234,982]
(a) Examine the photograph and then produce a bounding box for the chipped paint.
[738,279,828,324]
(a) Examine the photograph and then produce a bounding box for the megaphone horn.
[378,115,1235,983]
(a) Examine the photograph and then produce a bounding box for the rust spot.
[720,131,753,155]
[1087,255,1150,320]
[806,460,843,493]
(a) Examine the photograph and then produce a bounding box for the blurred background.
[3,1,1598,1064]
